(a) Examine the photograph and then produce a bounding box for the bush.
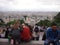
[0,22,5,26]
[6,20,16,26]
[36,20,51,26]
[53,12,60,26]
[20,20,25,24]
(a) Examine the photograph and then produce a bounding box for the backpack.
[34,26,39,33]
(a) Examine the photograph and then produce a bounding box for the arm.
[46,30,50,39]
[54,31,59,42]
[46,30,54,41]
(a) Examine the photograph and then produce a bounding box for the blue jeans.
[44,40,57,45]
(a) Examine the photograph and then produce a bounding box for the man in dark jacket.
[44,23,58,45]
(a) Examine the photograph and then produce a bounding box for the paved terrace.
[0,32,44,45]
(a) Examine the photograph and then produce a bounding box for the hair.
[13,20,20,29]
[51,22,57,26]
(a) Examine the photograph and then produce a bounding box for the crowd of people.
[0,20,60,45]
[0,20,42,45]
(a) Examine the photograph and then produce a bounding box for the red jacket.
[21,26,31,41]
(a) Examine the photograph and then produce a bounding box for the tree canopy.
[36,19,51,26]
[53,12,60,26]
[0,19,5,26]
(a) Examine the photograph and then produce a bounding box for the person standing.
[32,24,40,41]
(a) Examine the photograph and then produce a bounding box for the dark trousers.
[32,36,39,41]
[12,36,21,45]
[36,36,39,41]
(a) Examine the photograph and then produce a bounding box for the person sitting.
[21,23,32,42]
[44,23,59,45]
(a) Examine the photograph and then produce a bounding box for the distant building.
[0,12,58,24]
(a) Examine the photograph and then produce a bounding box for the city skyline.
[0,11,58,16]
[0,11,58,23]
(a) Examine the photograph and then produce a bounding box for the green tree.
[37,20,51,26]
[0,19,5,26]
[43,20,51,26]
[37,20,44,26]
[6,20,16,26]
[20,20,25,24]
[53,12,60,26]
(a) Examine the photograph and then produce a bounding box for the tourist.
[44,23,58,45]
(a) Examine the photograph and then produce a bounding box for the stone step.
[0,38,8,42]
[31,41,44,45]
[0,38,44,45]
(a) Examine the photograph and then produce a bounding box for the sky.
[0,0,60,12]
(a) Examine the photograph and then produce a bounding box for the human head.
[22,23,26,28]
[13,20,20,29]
[51,22,57,31]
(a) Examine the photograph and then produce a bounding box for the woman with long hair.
[10,20,21,45]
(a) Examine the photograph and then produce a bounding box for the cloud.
[0,0,60,11]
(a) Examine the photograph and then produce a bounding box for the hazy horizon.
[0,11,58,16]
